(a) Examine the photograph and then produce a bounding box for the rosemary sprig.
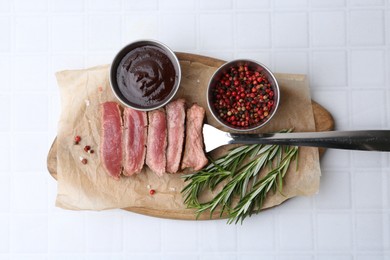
[181,129,299,224]
[227,145,299,224]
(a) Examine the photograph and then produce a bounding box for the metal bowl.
[109,40,181,111]
[207,59,280,132]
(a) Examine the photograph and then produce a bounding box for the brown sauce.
[116,45,177,108]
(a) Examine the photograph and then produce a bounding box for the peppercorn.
[74,135,81,144]
[212,65,275,129]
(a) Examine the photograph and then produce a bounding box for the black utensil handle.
[229,130,390,151]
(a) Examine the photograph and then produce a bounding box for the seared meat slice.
[146,109,167,176]
[123,108,147,176]
[100,102,123,180]
[166,99,186,173]
[181,104,208,171]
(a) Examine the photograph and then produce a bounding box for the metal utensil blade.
[203,124,233,153]
[202,124,390,152]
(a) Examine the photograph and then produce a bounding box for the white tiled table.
[0,0,389,259]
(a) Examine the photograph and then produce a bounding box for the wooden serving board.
[47,52,334,220]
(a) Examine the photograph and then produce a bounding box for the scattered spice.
[149,189,156,195]
[74,137,94,164]
[79,156,88,164]
[74,135,81,145]
[211,65,275,129]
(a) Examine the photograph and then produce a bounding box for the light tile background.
[0,0,389,259]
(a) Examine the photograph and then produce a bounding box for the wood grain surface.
[47,52,335,220]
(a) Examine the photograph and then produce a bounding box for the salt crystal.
[147,185,151,189]
[85,100,90,106]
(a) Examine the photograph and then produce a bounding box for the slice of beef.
[181,104,208,171]
[100,102,123,180]
[166,99,186,173]
[146,109,167,176]
[123,108,147,176]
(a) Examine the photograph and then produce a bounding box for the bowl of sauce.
[110,40,181,111]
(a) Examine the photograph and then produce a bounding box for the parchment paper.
[55,61,321,212]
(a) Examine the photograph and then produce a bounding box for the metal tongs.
[203,124,390,152]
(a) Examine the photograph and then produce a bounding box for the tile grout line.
[345,2,356,257]
[46,0,51,256]
[232,0,237,59]
[307,3,319,256]
[83,0,87,69]
[382,167,389,252]
[269,0,275,71]
[8,0,16,254]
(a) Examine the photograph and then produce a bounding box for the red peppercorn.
[84,145,91,152]
[149,189,156,195]
[212,64,275,129]
[74,135,81,144]
[81,158,87,165]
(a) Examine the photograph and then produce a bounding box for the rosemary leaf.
[181,129,299,224]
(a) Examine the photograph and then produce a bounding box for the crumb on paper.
[196,79,200,83]
[85,100,90,106]
[98,86,103,92]
[169,187,176,192]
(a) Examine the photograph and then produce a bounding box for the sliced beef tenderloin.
[166,99,186,173]
[100,102,123,180]
[181,104,208,171]
[123,108,147,176]
[146,109,167,176]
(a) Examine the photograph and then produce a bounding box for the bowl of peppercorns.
[207,59,280,131]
